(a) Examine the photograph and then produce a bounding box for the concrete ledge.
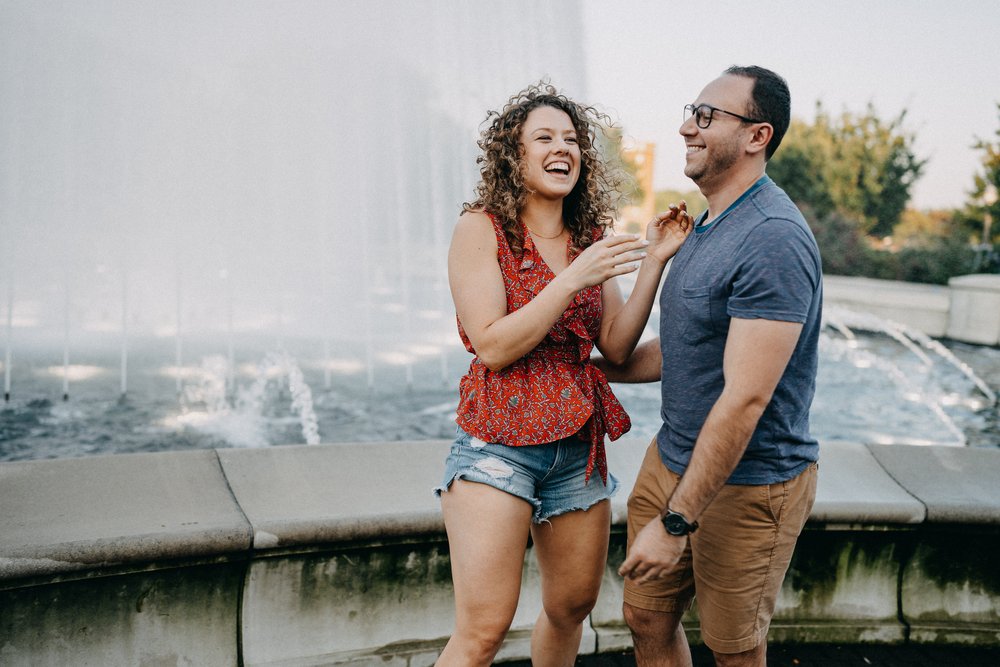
[809,442,924,524]
[217,441,449,550]
[0,449,252,581]
[947,274,1000,345]
[869,445,1000,524]
[2,440,1000,665]
[824,276,951,337]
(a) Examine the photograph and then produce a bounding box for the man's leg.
[694,463,818,662]
[623,604,691,667]
[622,439,696,666]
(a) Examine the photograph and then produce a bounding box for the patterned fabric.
[455,213,631,484]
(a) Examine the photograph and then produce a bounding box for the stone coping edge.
[2,440,999,584]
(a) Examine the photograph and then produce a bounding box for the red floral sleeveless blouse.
[455,213,631,484]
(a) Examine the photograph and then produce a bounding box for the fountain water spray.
[179,350,320,447]
[825,306,996,404]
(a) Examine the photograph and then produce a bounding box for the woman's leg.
[436,479,534,666]
[528,499,611,667]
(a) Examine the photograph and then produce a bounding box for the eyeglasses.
[683,103,766,129]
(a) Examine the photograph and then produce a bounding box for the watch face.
[662,512,688,536]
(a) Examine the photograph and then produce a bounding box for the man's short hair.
[724,65,790,160]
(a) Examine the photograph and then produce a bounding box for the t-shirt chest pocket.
[680,284,723,343]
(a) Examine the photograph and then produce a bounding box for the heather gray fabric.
[656,177,823,484]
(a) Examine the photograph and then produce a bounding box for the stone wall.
[2,439,999,665]
[824,273,1000,343]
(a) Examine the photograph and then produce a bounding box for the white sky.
[582,0,1000,210]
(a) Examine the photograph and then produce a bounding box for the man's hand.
[618,517,686,585]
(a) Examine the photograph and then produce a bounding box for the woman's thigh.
[441,479,534,628]
[530,499,611,616]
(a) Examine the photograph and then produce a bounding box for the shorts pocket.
[764,479,788,525]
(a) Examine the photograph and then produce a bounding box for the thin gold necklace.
[525,224,565,239]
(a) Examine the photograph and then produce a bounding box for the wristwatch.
[661,509,699,536]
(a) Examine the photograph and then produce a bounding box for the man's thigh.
[692,463,818,654]
[622,438,695,614]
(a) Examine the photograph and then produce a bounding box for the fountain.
[2,8,1000,665]
[0,0,585,445]
[0,1,997,463]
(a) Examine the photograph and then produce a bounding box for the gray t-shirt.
[656,176,822,484]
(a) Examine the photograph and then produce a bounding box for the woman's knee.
[454,617,513,658]
[543,590,600,628]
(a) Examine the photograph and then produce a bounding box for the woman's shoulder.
[455,209,502,237]
[452,209,500,251]
[457,208,492,226]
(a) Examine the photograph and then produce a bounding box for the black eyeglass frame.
[683,103,767,129]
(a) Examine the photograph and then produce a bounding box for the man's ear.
[745,123,773,157]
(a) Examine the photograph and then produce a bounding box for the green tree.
[963,103,1000,247]
[766,120,834,218]
[769,103,926,237]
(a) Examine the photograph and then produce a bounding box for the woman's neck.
[521,196,565,237]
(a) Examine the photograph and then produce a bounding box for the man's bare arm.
[593,338,663,383]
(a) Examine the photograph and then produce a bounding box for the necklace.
[525,224,565,239]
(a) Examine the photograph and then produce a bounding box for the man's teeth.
[687,146,704,154]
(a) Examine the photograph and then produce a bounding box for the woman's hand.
[559,233,649,292]
[645,201,693,264]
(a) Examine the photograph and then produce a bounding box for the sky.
[582,0,1000,210]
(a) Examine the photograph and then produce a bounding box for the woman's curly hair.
[463,81,625,256]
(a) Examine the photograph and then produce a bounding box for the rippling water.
[1,329,997,462]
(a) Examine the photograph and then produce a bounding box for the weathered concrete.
[947,274,1000,345]
[0,449,252,580]
[2,440,1000,666]
[216,441,449,549]
[901,530,1000,645]
[219,441,594,665]
[869,444,1000,524]
[0,562,243,666]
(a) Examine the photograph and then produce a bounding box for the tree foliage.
[769,103,926,238]
[961,103,1000,246]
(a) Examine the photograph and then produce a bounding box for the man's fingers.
[637,568,660,585]
[618,555,638,578]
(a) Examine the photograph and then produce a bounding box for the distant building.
[617,142,656,235]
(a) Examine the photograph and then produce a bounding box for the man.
[604,66,822,666]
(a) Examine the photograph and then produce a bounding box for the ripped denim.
[434,427,618,523]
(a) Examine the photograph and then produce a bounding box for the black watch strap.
[661,509,699,536]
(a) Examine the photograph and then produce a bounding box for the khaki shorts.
[623,438,817,654]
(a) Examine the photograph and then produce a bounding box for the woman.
[435,82,691,666]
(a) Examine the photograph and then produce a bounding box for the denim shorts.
[434,428,618,523]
